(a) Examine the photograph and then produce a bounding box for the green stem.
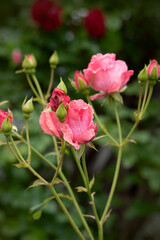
[140,80,149,114]
[49,186,85,240]
[9,135,48,184]
[50,140,66,186]
[52,136,60,164]
[137,86,143,116]
[45,68,54,100]
[31,74,46,107]
[141,86,153,116]
[25,120,31,164]
[9,133,84,239]
[6,137,22,163]
[101,101,123,224]
[26,74,40,99]
[11,131,94,240]
[71,146,86,185]
[86,96,118,146]
[124,85,153,143]
[82,151,103,240]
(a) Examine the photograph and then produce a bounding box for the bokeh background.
[0,0,160,239]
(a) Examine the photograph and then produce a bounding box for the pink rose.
[50,88,70,111]
[83,53,134,99]
[12,49,22,65]
[147,59,160,79]
[0,110,12,129]
[74,71,89,90]
[39,103,64,139]
[62,100,97,149]
[39,100,97,149]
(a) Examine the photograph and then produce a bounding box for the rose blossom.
[83,53,134,100]
[0,110,12,129]
[31,0,62,31]
[39,100,97,149]
[84,8,106,38]
[12,49,22,65]
[50,88,70,111]
[62,100,97,149]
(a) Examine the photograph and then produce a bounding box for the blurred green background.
[0,0,160,239]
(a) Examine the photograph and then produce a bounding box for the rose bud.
[50,88,70,112]
[22,54,37,74]
[49,50,59,69]
[74,71,88,91]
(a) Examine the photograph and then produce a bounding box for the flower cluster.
[31,0,62,31]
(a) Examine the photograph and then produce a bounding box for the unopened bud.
[22,97,34,119]
[49,51,59,69]
[147,59,160,86]
[57,78,67,94]
[22,54,37,74]
[138,65,148,85]
[56,103,67,122]
[74,71,88,90]
[1,117,12,136]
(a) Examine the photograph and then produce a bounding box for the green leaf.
[13,163,25,168]
[86,142,98,151]
[111,92,123,104]
[0,100,8,107]
[76,144,85,160]
[27,179,45,189]
[89,176,95,189]
[32,210,42,220]
[76,186,87,192]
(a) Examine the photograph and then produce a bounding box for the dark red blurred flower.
[31,0,62,31]
[84,8,106,38]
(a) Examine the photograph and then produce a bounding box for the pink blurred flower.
[50,88,70,111]
[31,0,62,31]
[147,59,160,79]
[74,71,89,90]
[62,100,97,149]
[84,8,106,38]
[0,110,12,129]
[39,100,97,149]
[83,53,134,100]
[12,49,22,65]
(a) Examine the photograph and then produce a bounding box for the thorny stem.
[82,151,103,240]
[86,96,118,146]
[101,101,123,225]
[140,80,149,114]
[8,134,85,240]
[11,131,94,240]
[49,186,85,240]
[52,136,60,164]
[50,140,66,186]
[45,68,54,100]
[31,74,46,107]
[25,119,31,164]
[26,74,39,99]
